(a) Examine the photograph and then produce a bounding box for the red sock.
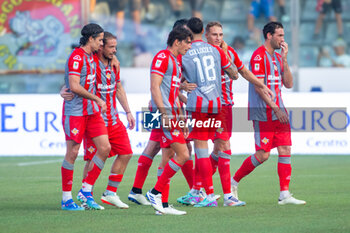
[192,155,202,190]
[196,157,214,195]
[233,155,261,182]
[278,155,292,191]
[85,164,102,185]
[61,167,73,192]
[157,169,170,203]
[181,159,194,189]
[133,155,153,189]
[154,159,181,193]
[218,150,231,194]
[106,174,123,192]
[210,153,218,175]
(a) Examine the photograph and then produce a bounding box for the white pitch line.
[18,159,63,167]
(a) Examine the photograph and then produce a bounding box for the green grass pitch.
[0,155,349,233]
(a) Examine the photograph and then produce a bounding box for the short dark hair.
[167,27,193,47]
[205,21,222,33]
[187,17,203,34]
[103,31,117,46]
[263,21,283,39]
[173,18,188,29]
[79,23,104,46]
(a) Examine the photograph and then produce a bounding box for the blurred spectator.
[231,36,253,67]
[277,0,289,22]
[317,46,333,67]
[190,0,205,19]
[169,0,184,17]
[313,0,343,40]
[95,0,146,38]
[331,39,350,67]
[168,0,205,18]
[247,0,276,45]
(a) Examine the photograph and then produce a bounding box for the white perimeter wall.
[0,92,349,156]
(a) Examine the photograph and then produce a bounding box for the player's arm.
[150,73,170,128]
[280,42,293,88]
[111,55,120,74]
[254,78,289,124]
[239,67,274,99]
[116,82,135,129]
[178,92,187,104]
[69,75,107,113]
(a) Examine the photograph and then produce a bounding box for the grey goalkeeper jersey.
[182,40,230,113]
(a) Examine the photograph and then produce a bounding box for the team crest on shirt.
[172,129,180,137]
[216,127,224,134]
[254,55,262,61]
[162,136,167,143]
[254,63,260,71]
[157,52,166,59]
[261,137,269,145]
[71,128,79,136]
[155,59,162,68]
[87,146,95,154]
[274,65,278,71]
[73,61,79,70]
[73,55,81,61]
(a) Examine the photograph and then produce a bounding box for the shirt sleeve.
[151,51,169,77]
[216,46,230,70]
[68,51,84,76]
[250,52,265,79]
[228,47,244,71]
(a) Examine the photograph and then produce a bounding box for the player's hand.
[261,85,275,100]
[111,55,120,73]
[221,40,228,53]
[60,87,74,101]
[275,108,289,124]
[180,81,197,93]
[126,112,136,130]
[96,98,107,114]
[148,100,152,111]
[281,42,289,59]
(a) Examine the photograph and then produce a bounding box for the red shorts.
[213,105,233,141]
[160,127,186,148]
[84,118,132,160]
[188,112,219,141]
[62,113,107,144]
[149,128,162,142]
[253,120,292,152]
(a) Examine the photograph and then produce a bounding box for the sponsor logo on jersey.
[157,52,166,59]
[73,55,81,61]
[73,61,79,70]
[87,146,95,154]
[71,128,79,136]
[155,59,162,68]
[262,137,269,145]
[254,63,260,71]
[254,55,262,61]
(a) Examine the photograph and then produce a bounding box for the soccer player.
[61,23,111,211]
[62,32,135,209]
[231,22,306,205]
[180,17,237,208]
[128,19,196,207]
[145,27,193,214]
[203,21,272,207]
